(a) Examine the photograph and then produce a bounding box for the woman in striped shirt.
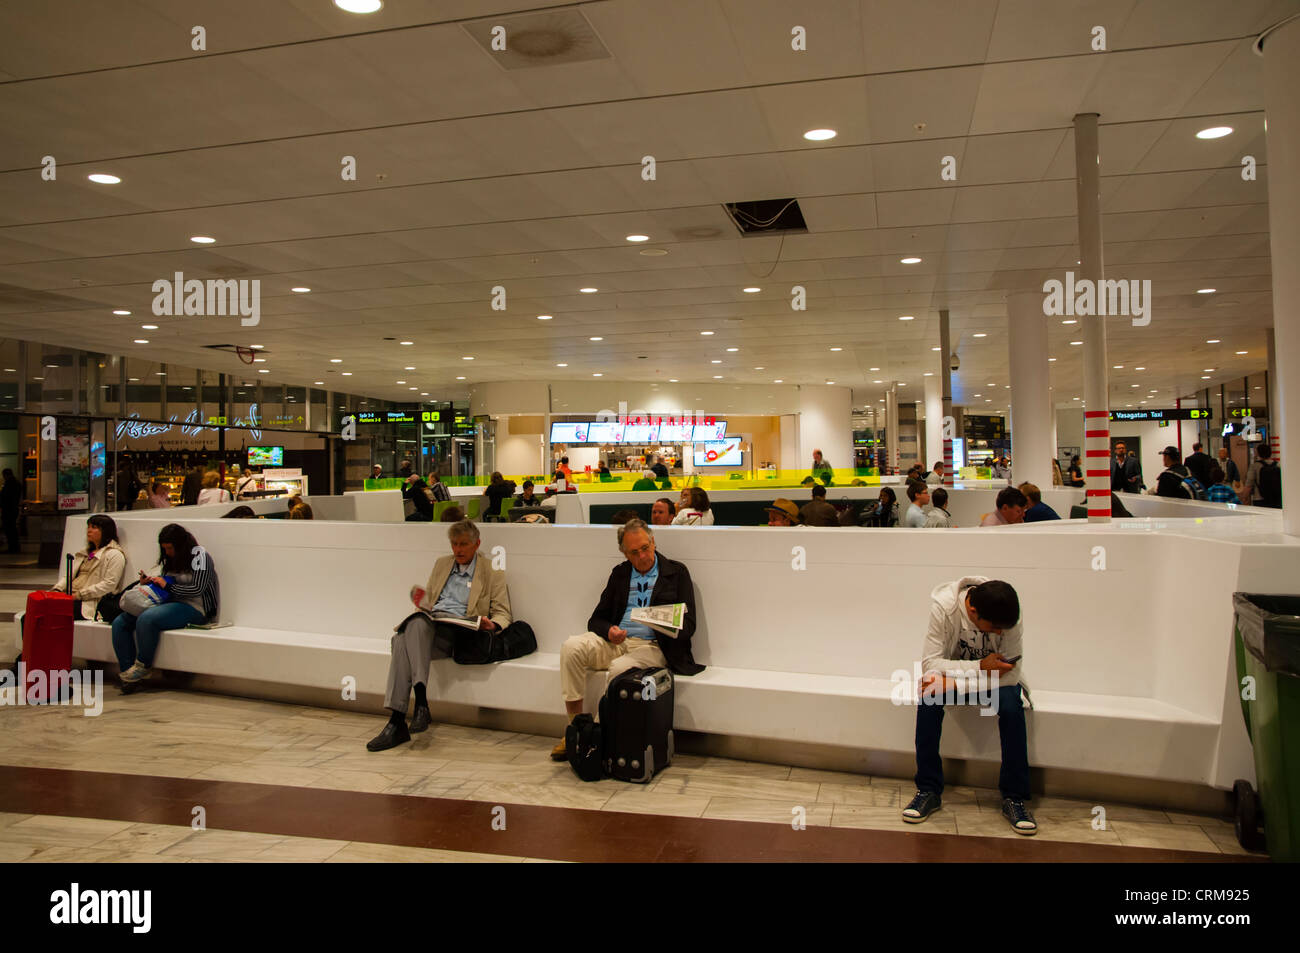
[112,523,220,691]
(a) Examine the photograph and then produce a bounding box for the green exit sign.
[422,411,441,422]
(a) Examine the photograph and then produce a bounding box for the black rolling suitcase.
[599,667,674,782]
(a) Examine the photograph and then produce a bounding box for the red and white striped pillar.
[1075,112,1112,523]
[940,309,955,486]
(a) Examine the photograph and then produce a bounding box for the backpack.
[1179,474,1207,501]
[566,713,604,782]
[1258,462,1282,507]
[451,619,537,665]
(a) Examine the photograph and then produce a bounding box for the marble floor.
[0,688,1261,862]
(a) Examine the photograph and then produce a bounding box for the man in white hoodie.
[901,576,1036,835]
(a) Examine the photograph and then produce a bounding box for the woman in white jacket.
[196,470,233,505]
[51,514,128,620]
[671,486,714,525]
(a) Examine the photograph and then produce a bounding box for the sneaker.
[902,790,942,823]
[119,661,151,684]
[550,736,567,761]
[1001,798,1038,835]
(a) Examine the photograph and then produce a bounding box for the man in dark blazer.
[551,518,704,760]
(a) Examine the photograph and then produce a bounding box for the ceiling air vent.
[724,199,807,236]
[462,9,611,69]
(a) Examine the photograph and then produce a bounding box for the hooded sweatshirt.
[921,575,1023,691]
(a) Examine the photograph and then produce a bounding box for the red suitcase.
[22,554,75,704]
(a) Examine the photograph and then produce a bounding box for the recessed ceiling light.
[421,392,429,396]
[555,363,568,367]
[829,347,842,351]
[456,376,466,380]
[409,387,417,391]
[1131,384,1140,388]
[711,359,722,364]
[112,309,131,315]
[589,336,603,342]
[88,173,121,184]
[342,371,353,376]
[1197,288,1216,294]
[291,287,311,293]
[155,371,166,376]
[537,315,553,321]
[726,347,739,352]
[1206,339,1221,344]
[462,356,474,360]
[774,379,783,383]
[404,366,415,370]
[803,128,837,141]
[873,379,883,383]
[625,235,649,242]
[700,330,714,336]
[985,399,992,402]
[258,369,270,374]
[973,393,982,398]
[930,346,940,352]
[1135,366,1145,370]
[330,358,342,363]
[334,0,382,12]
[669,378,678,382]
[1048,357,1057,362]
[127,377,139,381]
[400,341,413,345]
[396,380,406,384]
[713,375,723,379]
[900,257,922,265]
[923,372,933,377]
[869,366,880,371]
[899,315,915,321]
[1070,341,1083,346]
[140,324,157,330]
[190,236,215,244]
[742,287,761,293]
[754,366,764,370]
[1202,375,1211,379]
[1236,350,1248,354]
[1196,126,1232,139]
[252,358,266,363]
[1062,319,1078,325]
[249,344,264,350]
[314,381,324,385]
[579,287,598,294]
[593,373,603,377]
[133,339,149,344]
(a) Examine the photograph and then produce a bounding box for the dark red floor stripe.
[0,766,1258,863]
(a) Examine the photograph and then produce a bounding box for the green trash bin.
[1231,592,1300,860]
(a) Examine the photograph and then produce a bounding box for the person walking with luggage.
[50,514,127,621]
[367,520,515,752]
[1,467,22,553]
[551,519,704,761]
[1242,443,1282,508]
[111,523,219,691]
[902,577,1036,835]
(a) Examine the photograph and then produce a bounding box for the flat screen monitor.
[693,439,742,467]
[622,423,659,443]
[586,421,625,444]
[657,422,691,442]
[247,446,284,466]
[691,420,727,442]
[950,437,965,470]
[550,422,589,443]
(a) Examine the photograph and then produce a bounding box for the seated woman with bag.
[50,514,128,621]
[111,522,220,692]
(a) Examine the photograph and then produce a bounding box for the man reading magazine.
[366,520,512,752]
[550,519,704,761]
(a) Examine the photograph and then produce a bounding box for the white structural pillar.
[885,384,899,475]
[924,371,943,474]
[1007,291,1052,488]
[1074,112,1112,521]
[1267,327,1281,465]
[939,309,954,486]
[1261,17,1300,531]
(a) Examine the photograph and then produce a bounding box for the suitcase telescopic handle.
[66,552,74,593]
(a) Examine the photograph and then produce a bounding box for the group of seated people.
[366,516,1039,835]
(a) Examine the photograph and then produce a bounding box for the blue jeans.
[111,603,204,669]
[914,684,1030,801]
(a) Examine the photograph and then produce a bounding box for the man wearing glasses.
[550,519,704,761]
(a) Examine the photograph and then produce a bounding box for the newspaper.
[629,602,688,637]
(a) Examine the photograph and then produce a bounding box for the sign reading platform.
[346,411,418,426]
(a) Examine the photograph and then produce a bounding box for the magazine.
[629,603,687,637]
[427,611,483,631]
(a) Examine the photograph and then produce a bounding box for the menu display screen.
[691,420,728,442]
[656,423,691,442]
[693,439,742,467]
[586,421,625,444]
[622,423,659,443]
[550,422,589,443]
[247,446,284,466]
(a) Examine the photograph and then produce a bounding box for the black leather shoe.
[409,705,432,733]
[366,720,411,752]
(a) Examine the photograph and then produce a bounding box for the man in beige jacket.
[366,520,512,752]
